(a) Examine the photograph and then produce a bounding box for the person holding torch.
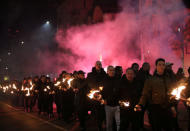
[120,68,141,131]
[135,58,176,131]
[102,65,121,131]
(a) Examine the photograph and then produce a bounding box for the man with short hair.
[135,58,176,131]
[87,61,107,131]
[102,66,120,131]
[73,70,89,131]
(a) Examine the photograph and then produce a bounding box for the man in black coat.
[120,68,141,131]
[136,62,152,129]
[87,61,107,131]
[73,70,89,131]
[102,65,121,131]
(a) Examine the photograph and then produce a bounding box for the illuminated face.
[95,61,102,71]
[156,61,165,75]
[107,66,115,77]
[78,74,85,79]
[126,69,135,81]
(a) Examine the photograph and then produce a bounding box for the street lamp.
[46,21,50,25]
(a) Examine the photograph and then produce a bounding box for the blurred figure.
[102,66,120,131]
[131,63,139,75]
[136,58,177,131]
[87,61,107,131]
[120,68,141,131]
[176,67,185,82]
[72,70,89,131]
[115,66,123,80]
[136,62,152,130]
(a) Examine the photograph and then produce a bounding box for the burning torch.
[119,100,130,108]
[87,86,104,104]
[171,85,190,104]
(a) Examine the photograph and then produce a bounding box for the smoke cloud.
[51,0,188,74]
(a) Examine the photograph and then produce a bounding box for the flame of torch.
[99,86,103,91]
[54,81,61,86]
[44,88,47,92]
[62,78,66,83]
[171,86,186,100]
[25,88,30,96]
[12,84,17,89]
[47,86,50,89]
[68,78,74,88]
[29,82,33,90]
[88,90,100,99]
[21,86,24,91]
[11,91,14,94]
[119,100,130,107]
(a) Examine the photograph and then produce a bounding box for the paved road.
[0,94,188,131]
[0,101,69,131]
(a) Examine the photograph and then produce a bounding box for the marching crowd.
[0,58,190,131]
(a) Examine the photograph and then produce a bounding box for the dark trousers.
[188,108,190,131]
[120,108,141,131]
[149,105,174,131]
[78,108,87,130]
[24,96,32,112]
[94,105,105,131]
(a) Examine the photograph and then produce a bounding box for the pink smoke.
[52,0,188,74]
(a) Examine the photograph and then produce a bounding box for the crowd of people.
[0,58,190,131]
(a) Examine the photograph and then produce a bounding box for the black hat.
[78,70,85,74]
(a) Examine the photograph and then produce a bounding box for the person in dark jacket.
[87,61,107,131]
[185,67,190,131]
[72,70,89,131]
[115,66,123,80]
[102,65,121,131]
[38,75,47,115]
[120,68,141,131]
[136,62,152,129]
[135,58,177,131]
[131,63,139,75]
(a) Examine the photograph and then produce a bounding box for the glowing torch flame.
[68,78,74,88]
[87,90,100,99]
[171,86,186,100]
[21,86,24,91]
[11,91,14,94]
[47,86,50,89]
[25,88,30,96]
[54,81,61,86]
[99,86,103,91]
[29,82,33,90]
[44,88,47,92]
[119,100,130,107]
[62,78,66,83]
[12,84,17,89]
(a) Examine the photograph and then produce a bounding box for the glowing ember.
[99,86,103,91]
[119,100,130,107]
[171,86,186,100]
